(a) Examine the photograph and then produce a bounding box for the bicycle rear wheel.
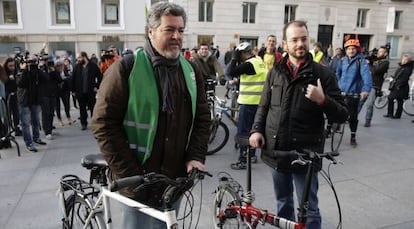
[207,120,229,155]
[403,98,414,116]
[374,93,388,109]
[64,194,105,229]
[212,186,249,229]
[331,123,345,153]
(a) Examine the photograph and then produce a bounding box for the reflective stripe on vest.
[237,57,268,105]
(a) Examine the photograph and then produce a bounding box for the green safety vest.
[123,49,197,164]
[237,57,268,105]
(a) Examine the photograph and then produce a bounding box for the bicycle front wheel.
[374,94,388,109]
[331,123,345,153]
[207,121,229,155]
[64,194,105,229]
[212,186,249,229]
[403,98,414,116]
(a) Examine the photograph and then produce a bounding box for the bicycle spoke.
[212,187,248,229]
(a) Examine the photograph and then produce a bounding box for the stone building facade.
[0,0,413,65]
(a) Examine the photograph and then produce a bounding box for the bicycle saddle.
[234,134,250,147]
[81,154,108,169]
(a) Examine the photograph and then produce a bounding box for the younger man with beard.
[249,20,348,229]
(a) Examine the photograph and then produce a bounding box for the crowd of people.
[0,47,109,151]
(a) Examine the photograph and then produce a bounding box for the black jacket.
[17,68,49,106]
[369,57,389,89]
[389,61,413,100]
[40,70,60,97]
[251,54,348,172]
[71,61,102,95]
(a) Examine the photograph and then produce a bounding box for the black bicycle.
[0,95,20,157]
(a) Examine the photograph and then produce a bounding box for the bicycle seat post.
[246,146,252,193]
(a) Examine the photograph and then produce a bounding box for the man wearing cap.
[227,42,268,169]
[336,39,372,146]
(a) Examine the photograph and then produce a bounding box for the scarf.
[144,40,180,113]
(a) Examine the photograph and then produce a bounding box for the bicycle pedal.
[224,208,239,218]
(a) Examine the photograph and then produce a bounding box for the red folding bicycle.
[212,135,342,229]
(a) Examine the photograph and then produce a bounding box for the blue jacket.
[336,53,372,94]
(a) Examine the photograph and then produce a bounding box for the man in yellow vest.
[91,2,211,228]
[227,42,268,169]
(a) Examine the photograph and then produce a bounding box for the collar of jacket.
[277,53,314,79]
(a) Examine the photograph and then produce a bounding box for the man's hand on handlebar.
[186,160,205,174]
[249,132,265,148]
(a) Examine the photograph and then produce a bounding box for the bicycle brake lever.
[291,159,306,166]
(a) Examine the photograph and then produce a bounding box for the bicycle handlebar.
[110,169,212,193]
[272,149,339,164]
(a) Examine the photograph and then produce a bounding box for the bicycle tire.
[374,94,388,109]
[331,123,345,153]
[403,98,414,116]
[212,186,248,229]
[0,97,10,136]
[64,194,105,229]
[207,121,229,155]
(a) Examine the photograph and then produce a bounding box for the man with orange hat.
[336,39,372,146]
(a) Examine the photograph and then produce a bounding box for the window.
[394,10,402,29]
[284,4,297,24]
[356,8,369,28]
[99,0,124,28]
[49,0,74,27]
[199,0,213,22]
[386,36,400,58]
[104,3,118,24]
[242,2,256,24]
[0,0,18,24]
[55,1,70,24]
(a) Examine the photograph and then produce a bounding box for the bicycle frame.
[82,187,179,229]
[214,135,334,229]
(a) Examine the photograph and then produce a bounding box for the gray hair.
[145,2,187,37]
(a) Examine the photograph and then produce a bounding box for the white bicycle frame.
[82,186,178,229]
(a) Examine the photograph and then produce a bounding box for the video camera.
[365,48,378,63]
[100,49,114,61]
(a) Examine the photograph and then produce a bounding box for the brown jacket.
[91,54,211,203]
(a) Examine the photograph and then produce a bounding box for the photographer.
[40,60,60,140]
[17,54,49,152]
[361,46,389,127]
[3,57,22,136]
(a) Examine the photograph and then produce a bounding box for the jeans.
[364,89,377,121]
[120,198,181,229]
[237,104,257,162]
[271,169,321,229]
[20,105,41,146]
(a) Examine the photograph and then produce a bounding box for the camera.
[365,48,378,63]
[100,49,114,61]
